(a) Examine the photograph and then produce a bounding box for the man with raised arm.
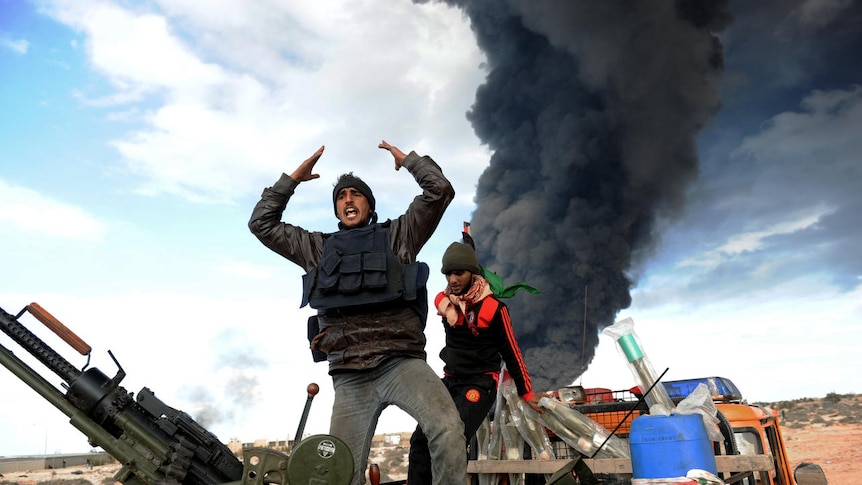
[249,141,466,485]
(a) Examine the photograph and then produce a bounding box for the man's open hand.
[379,140,407,170]
[290,145,325,182]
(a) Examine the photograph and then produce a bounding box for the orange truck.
[467,376,828,485]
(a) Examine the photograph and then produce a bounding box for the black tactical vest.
[301,223,428,312]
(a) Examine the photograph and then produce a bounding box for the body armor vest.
[301,223,428,311]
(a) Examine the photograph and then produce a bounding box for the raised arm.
[378,140,407,170]
[290,145,325,182]
[248,146,328,272]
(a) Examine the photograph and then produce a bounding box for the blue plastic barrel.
[629,413,717,478]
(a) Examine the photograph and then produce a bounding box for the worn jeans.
[330,356,466,485]
[408,374,497,485]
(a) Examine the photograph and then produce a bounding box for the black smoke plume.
[423,0,731,390]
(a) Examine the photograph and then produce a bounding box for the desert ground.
[777,393,862,484]
[782,423,861,484]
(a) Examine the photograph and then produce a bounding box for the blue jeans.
[330,356,466,485]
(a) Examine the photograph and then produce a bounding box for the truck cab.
[717,401,793,485]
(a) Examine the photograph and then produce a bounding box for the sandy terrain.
[782,423,862,484]
[2,464,119,485]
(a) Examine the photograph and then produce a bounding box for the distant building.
[235,431,411,458]
[0,452,114,474]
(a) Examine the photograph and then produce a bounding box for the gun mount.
[0,302,355,485]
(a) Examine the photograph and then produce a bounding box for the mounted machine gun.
[0,302,356,485]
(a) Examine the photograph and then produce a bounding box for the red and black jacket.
[435,292,535,401]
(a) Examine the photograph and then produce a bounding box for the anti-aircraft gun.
[0,302,356,485]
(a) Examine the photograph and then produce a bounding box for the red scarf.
[437,275,493,336]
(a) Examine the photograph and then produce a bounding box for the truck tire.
[715,409,739,455]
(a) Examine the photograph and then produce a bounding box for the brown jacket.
[248,151,455,372]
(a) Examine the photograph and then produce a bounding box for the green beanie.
[441,242,481,274]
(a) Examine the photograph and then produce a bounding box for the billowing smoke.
[424,0,732,390]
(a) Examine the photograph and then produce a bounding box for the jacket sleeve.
[248,173,326,272]
[434,291,446,311]
[496,302,535,400]
[390,151,455,263]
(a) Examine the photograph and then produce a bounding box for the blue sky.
[1,0,860,457]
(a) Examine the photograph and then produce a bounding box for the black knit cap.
[441,242,481,274]
[332,172,376,218]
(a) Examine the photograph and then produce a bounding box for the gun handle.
[28,302,92,356]
[368,464,380,485]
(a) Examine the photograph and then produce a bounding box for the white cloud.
[39,0,485,207]
[0,179,108,241]
[1,36,30,54]
[735,85,862,172]
[716,206,830,254]
[665,85,862,293]
[672,204,831,272]
[791,0,854,28]
[45,0,227,95]
[691,205,833,269]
